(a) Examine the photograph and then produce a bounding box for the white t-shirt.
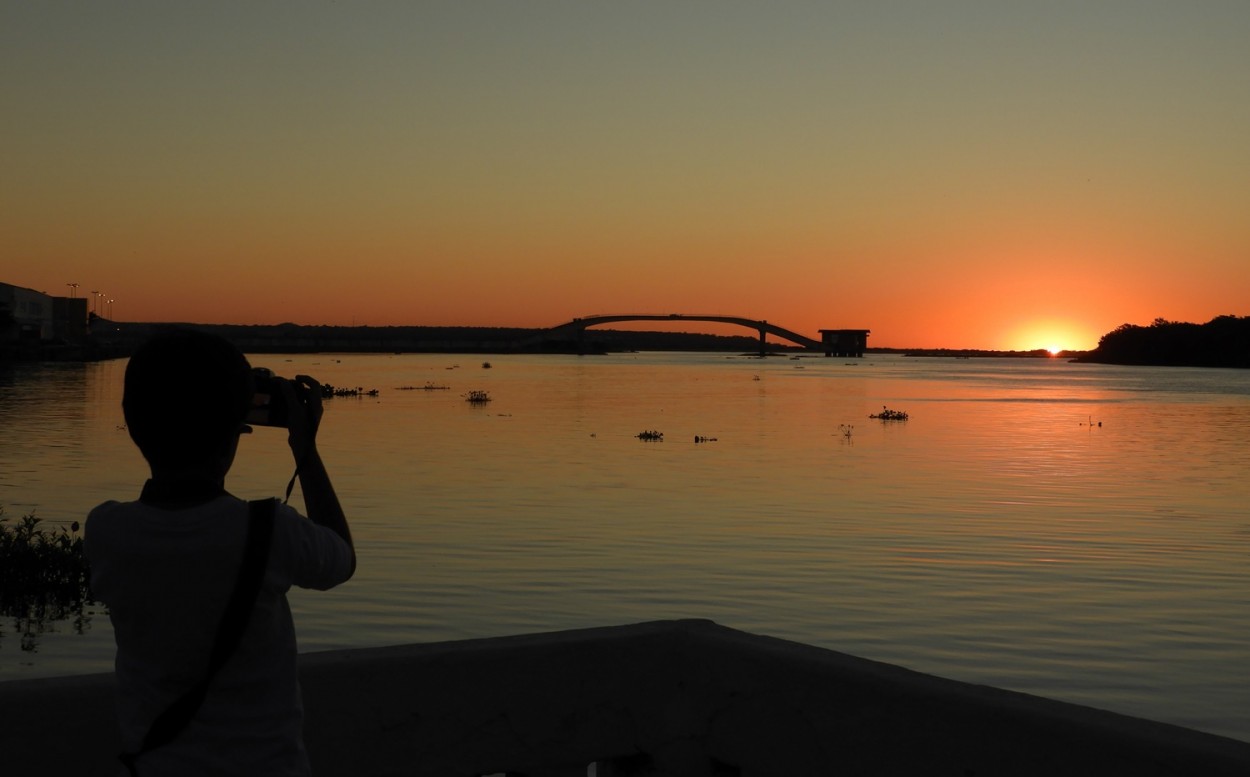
[86,494,353,777]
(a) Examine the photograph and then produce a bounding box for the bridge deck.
[549,314,868,355]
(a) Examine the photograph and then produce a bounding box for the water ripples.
[2,354,1248,741]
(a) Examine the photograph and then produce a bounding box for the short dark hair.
[123,329,254,470]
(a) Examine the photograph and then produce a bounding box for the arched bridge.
[545,314,869,356]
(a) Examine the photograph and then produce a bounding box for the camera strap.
[283,467,299,504]
[119,497,277,776]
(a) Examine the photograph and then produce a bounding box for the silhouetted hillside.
[1079,316,1250,368]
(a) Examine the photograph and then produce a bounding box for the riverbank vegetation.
[1080,315,1250,368]
[0,508,94,652]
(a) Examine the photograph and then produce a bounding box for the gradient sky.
[4,2,1248,350]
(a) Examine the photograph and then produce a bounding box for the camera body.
[248,368,308,428]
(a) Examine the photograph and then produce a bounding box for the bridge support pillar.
[759,328,767,356]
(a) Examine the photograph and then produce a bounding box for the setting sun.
[1006,319,1102,353]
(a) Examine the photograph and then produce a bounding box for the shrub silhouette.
[0,508,95,652]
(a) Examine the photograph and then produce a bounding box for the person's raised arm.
[284,375,355,577]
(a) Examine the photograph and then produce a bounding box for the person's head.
[123,329,254,476]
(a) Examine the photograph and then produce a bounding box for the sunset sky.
[4,2,1248,350]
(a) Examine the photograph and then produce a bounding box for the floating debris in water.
[321,384,379,398]
[694,435,718,443]
[396,382,450,391]
[463,389,492,404]
[869,406,909,421]
[636,430,664,441]
[838,424,854,440]
[482,361,492,369]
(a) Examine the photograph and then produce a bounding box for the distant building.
[53,296,89,342]
[0,281,89,351]
[0,282,55,342]
[818,328,870,357]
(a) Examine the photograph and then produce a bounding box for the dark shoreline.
[8,321,787,362]
[8,321,1088,363]
[7,315,1247,368]
[5,621,1249,776]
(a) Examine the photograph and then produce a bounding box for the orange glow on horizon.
[1004,319,1103,354]
[9,257,1235,353]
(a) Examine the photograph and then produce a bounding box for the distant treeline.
[86,321,793,356]
[1079,315,1250,368]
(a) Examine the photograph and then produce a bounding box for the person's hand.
[283,374,323,463]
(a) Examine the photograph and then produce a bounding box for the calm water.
[2,352,1248,742]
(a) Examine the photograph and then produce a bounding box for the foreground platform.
[4,620,1248,775]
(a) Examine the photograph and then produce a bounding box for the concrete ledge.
[3,620,1248,776]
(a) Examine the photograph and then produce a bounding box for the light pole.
[108,299,115,319]
[91,291,101,315]
[67,282,79,298]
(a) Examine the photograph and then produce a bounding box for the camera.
[247,368,307,428]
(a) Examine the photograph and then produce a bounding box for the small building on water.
[819,328,870,357]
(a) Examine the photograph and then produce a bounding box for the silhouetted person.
[85,329,355,776]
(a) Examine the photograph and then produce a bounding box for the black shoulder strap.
[120,498,277,776]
